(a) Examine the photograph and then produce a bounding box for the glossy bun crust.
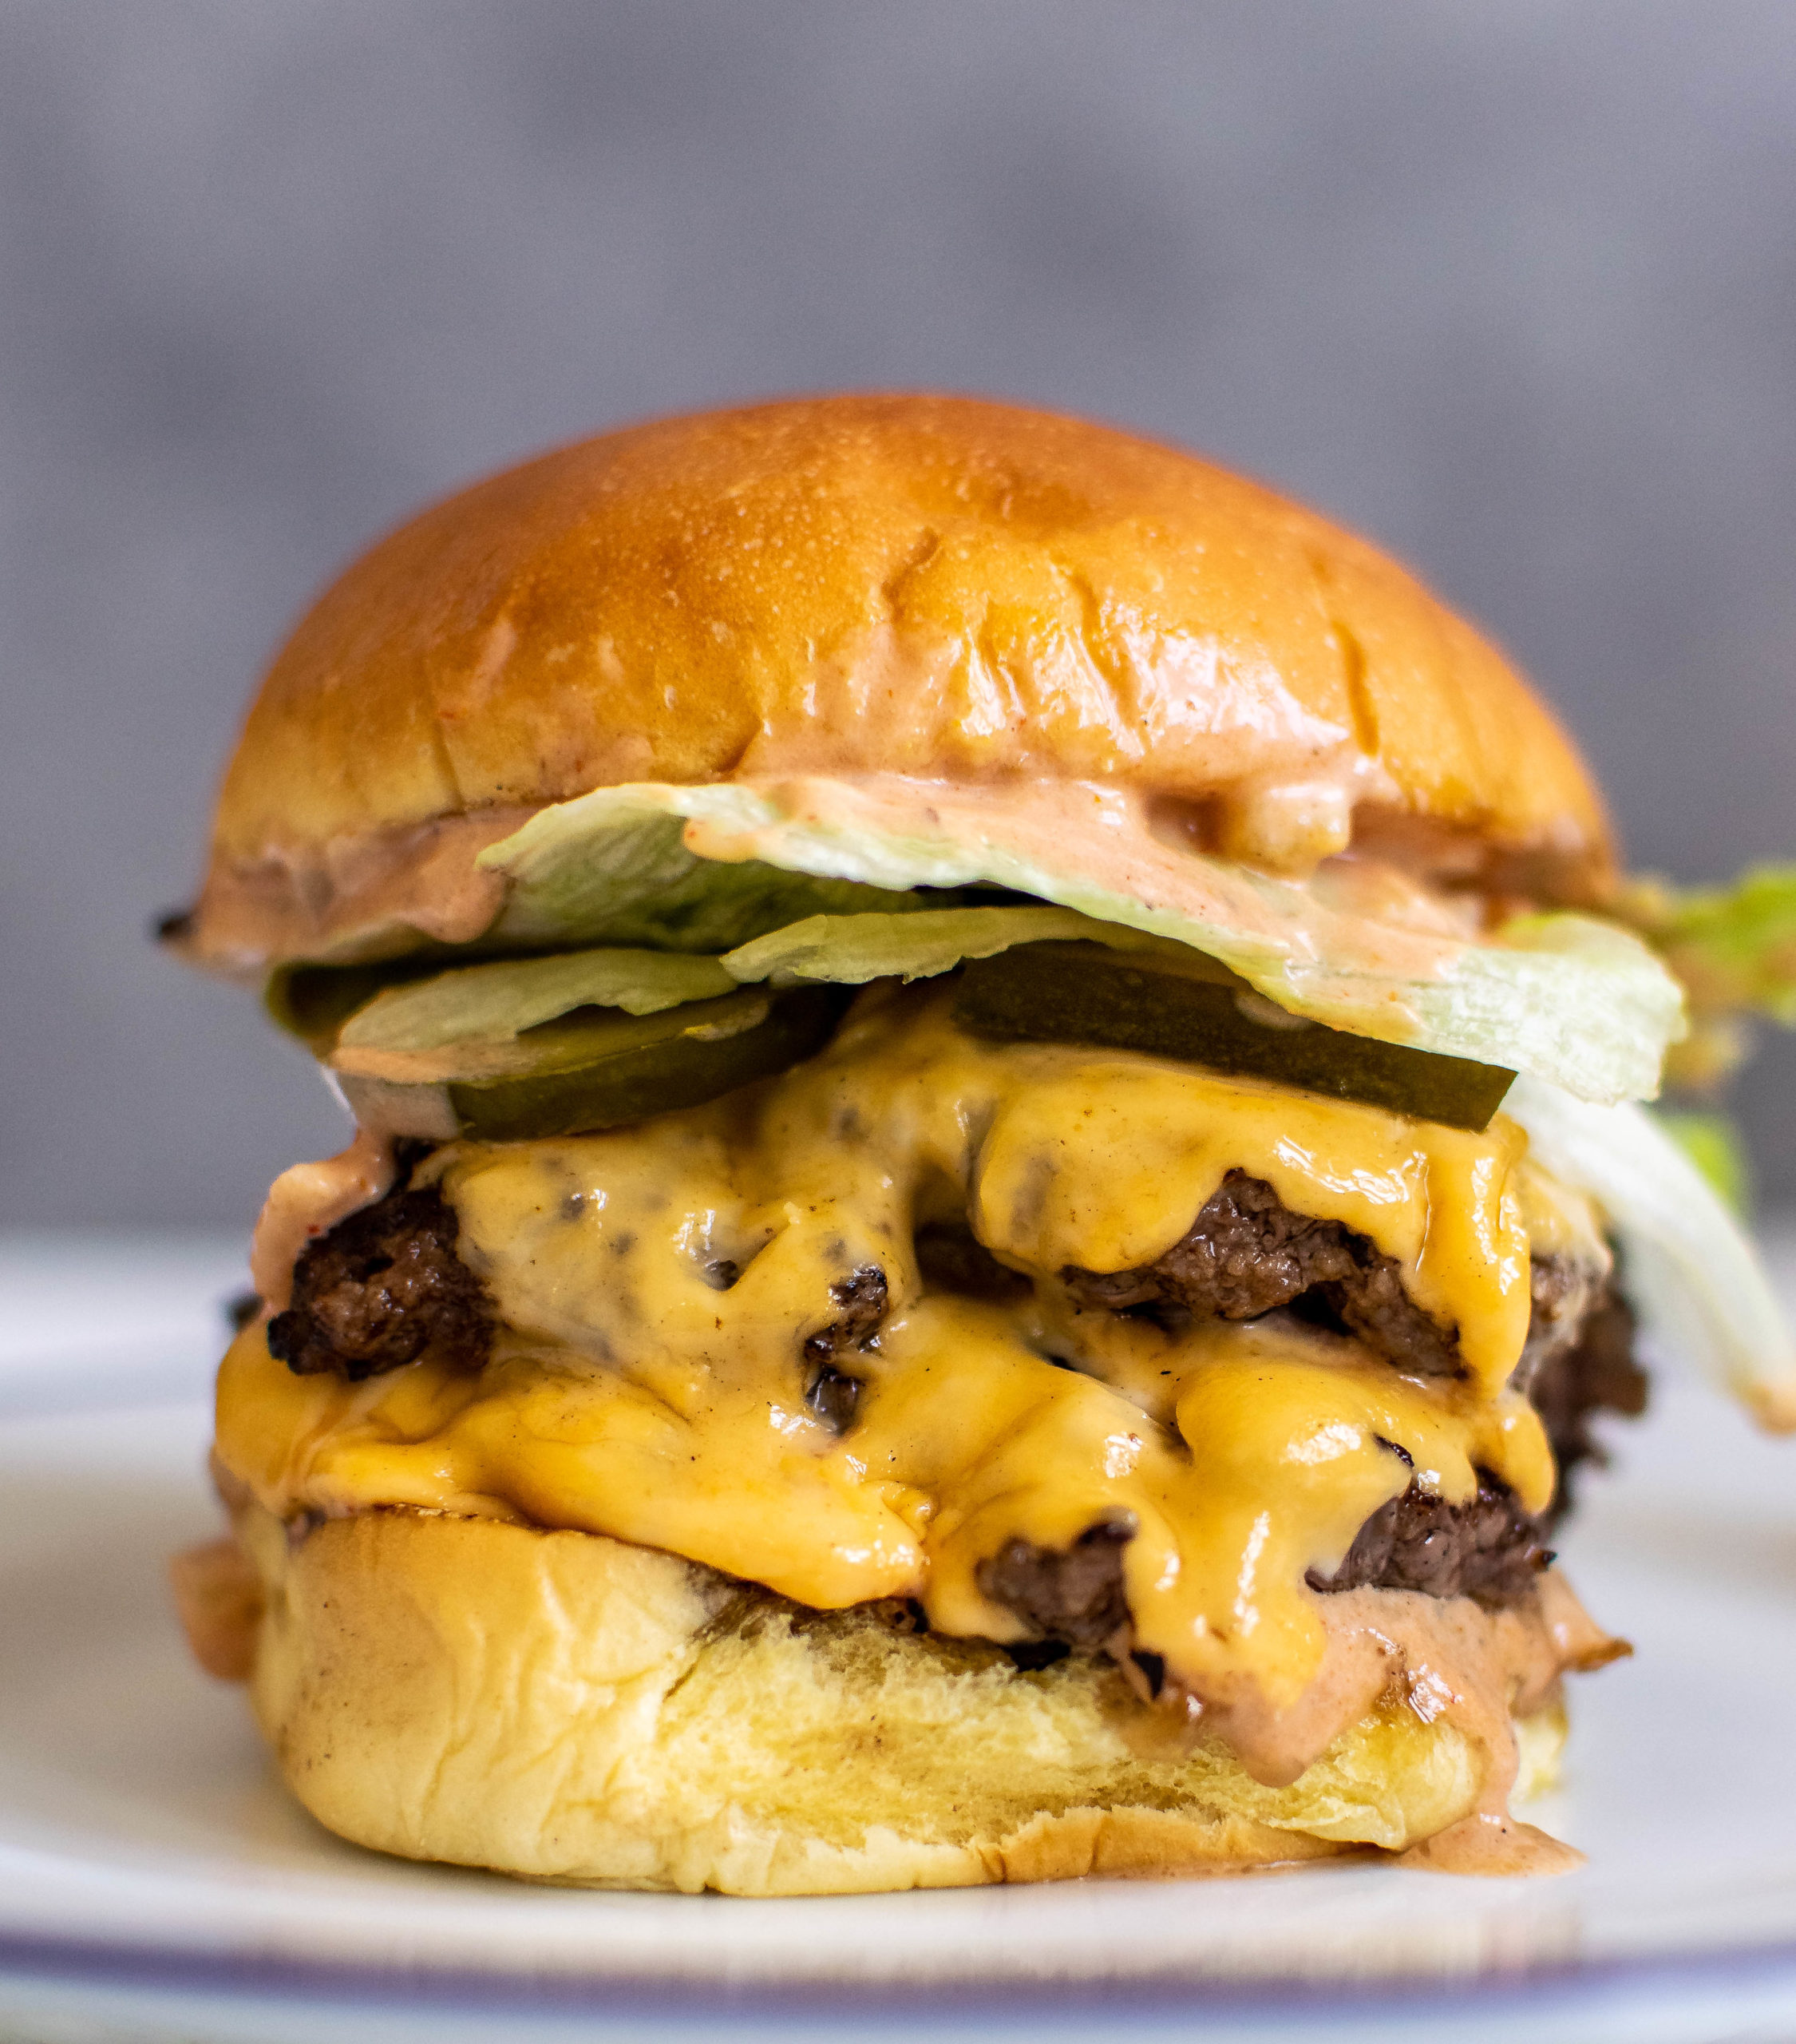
[232,1501,1559,1895]
[201,395,1610,914]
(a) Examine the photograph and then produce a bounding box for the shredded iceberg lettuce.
[337,949,735,1053]
[1505,1075,1796,1429]
[481,779,1684,1103]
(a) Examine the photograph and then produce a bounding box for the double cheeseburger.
[165,394,1795,1892]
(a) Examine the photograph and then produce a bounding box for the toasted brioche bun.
[190,395,1611,967]
[221,1500,1562,1895]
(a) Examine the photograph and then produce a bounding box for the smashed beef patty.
[1061,1169,1462,1377]
[1306,1474,1549,1607]
[1303,1288,1645,1613]
[1529,1282,1646,1494]
[982,1274,1647,1648]
[976,1518,1136,1658]
[267,1182,492,1380]
[263,1153,1644,1646]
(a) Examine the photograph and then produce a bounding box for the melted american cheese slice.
[216,983,1559,1713]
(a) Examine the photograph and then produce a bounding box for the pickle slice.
[953,941,1514,1131]
[332,986,849,1142]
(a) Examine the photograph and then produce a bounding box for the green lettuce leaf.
[1505,1075,1796,1426]
[483,798,943,953]
[720,905,1152,986]
[1405,913,1683,1111]
[1623,864,1796,1024]
[327,909,1154,1055]
[337,948,735,1054]
[1656,1110,1753,1217]
[480,780,1684,1103]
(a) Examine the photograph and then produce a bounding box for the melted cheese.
[216,982,1559,1717]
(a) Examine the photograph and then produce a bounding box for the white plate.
[3,1235,1796,2044]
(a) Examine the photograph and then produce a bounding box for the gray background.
[4,1,1795,1229]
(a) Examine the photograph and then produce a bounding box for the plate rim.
[6,1919,1796,2025]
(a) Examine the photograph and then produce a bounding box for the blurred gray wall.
[5,0,1796,1227]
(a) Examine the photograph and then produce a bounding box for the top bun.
[192,395,1612,960]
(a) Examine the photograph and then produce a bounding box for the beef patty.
[976,1518,1136,1664]
[985,1269,1647,1656]
[1305,1472,1549,1606]
[266,1151,1645,1646]
[1528,1281,1647,1494]
[799,1265,888,1432]
[267,1178,492,1380]
[1062,1170,1462,1377]
[1303,1285,1644,1610]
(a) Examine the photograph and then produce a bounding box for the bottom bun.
[230,1502,1564,1896]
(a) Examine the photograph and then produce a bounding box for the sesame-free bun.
[227,1499,1559,1895]
[191,396,1611,965]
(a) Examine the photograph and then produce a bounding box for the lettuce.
[1505,1075,1796,1429]
[324,909,1154,1054]
[1403,913,1683,1109]
[481,778,1684,1103]
[483,798,940,953]
[720,905,1149,987]
[337,949,735,1054]
[1623,864,1796,1024]
[1656,1111,1753,1217]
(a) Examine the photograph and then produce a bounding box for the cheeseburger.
[165,394,1796,1891]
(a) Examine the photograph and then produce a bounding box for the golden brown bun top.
[204,394,1611,897]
